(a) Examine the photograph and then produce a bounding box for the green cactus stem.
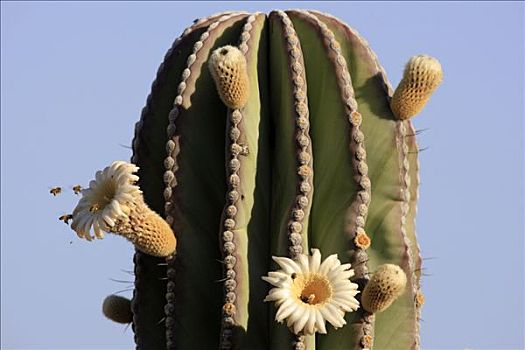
[65,8,443,350]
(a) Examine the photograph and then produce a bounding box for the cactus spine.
[67,9,442,350]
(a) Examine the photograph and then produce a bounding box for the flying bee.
[89,203,101,212]
[59,214,73,225]
[50,187,62,196]
[72,185,82,195]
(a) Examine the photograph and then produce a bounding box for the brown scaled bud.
[102,295,133,324]
[208,45,249,109]
[390,55,443,120]
[361,264,407,313]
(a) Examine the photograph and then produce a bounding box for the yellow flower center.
[91,180,117,212]
[291,273,332,306]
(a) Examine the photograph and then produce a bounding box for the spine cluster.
[399,120,424,349]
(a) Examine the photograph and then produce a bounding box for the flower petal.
[315,309,327,334]
[93,221,104,239]
[318,254,339,275]
[293,306,310,335]
[262,276,284,288]
[333,296,360,312]
[304,308,316,335]
[296,254,310,274]
[275,298,297,323]
[309,249,321,273]
[264,288,290,302]
[103,214,115,227]
[322,303,346,329]
[272,256,301,274]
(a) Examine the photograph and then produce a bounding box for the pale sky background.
[1,1,524,349]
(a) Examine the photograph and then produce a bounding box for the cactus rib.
[131,16,221,349]
[309,10,394,98]
[163,12,248,225]
[130,14,239,348]
[292,10,376,349]
[275,10,313,260]
[316,17,426,344]
[219,108,245,349]
[405,121,423,349]
[160,12,248,350]
[274,10,314,350]
[217,14,257,349]
[396,120,420,349]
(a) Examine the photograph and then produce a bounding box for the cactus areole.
[71,9,442,350]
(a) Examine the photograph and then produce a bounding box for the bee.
[301,294,315,304]
[89,203,100,213]
[49,187,62,196]
[72,185,82,195]
[59,214,73,225]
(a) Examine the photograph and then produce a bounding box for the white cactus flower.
[71,161,141,241]
[262,249,360,335]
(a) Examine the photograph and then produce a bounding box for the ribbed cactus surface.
[126,9,436,350]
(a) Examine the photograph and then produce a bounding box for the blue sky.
[1,1,523,349]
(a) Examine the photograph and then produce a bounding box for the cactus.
[67,9,442,350]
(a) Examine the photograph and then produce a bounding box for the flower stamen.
[295,274,332,305]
